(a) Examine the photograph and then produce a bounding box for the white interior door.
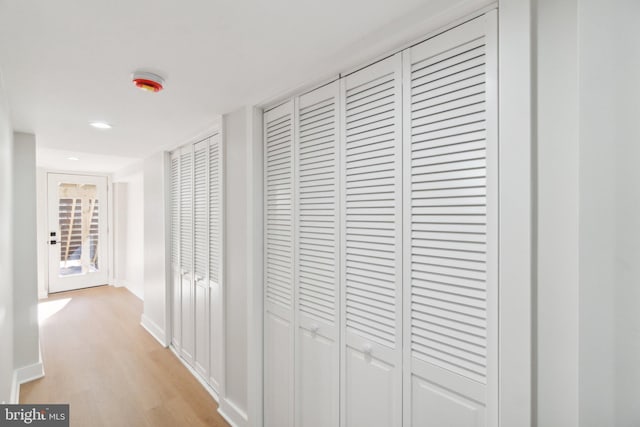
[179,144,196,366]
[47,173,108,293]
[402,12,498,426]
[208,132,224,393]
[194,138,210,380]
[341,53,403,427]
[295,81,340,427]
[170,152,182,350]
[264,100,295,427]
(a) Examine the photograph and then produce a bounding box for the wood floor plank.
[20,285,230,427]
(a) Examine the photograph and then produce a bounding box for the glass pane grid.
[57,183,99,277]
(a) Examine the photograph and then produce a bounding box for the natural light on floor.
[38,298,71,325]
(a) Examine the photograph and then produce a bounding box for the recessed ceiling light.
[90,122,112,129]
[67,157,80,161]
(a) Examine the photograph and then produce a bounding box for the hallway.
[20,286,229,427]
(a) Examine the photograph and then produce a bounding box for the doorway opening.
[47,173,109,293]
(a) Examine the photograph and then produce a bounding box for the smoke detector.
[132,71,165,93]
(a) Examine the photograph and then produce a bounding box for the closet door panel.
[179,145,195,365]
[264,101,295,427]
[209,133,224,392]
[170,153,181,349]
[403,12,498,427]
[298,327,336,427]
[345,346,396,427]
[194,284,209,377]
[193,140,210,380]
[296,82,340,427]
[265,311,294,427]
[341,53,403,427]
[412,376,484,427]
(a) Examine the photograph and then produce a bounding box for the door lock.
[50,240,57,245]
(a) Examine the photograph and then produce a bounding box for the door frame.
[42,171,112,296]
[253,2,534,426]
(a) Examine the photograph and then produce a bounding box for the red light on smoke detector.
[132,71,165,93]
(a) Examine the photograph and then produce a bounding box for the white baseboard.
[38,291,48,300]
[219,399,249,427]
[140,314,167,347]
[10,361,45,404]
[10,371,20,404]
[112,279,126,288]
[169,345,246,427]
[169,346,221,403]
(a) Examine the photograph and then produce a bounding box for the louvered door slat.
[193,139,210,380]
[264,101,295,427]
[295,82,340,427]
[404,12,497,426]
[342,54,403,427]
[297,92,339,321]
[180,151,193,270]
[266,107,294,311]
[208,132,224,393]
[194,143,208,280]
[170,153,181,348]
[209,135,222,285]
[179,146,194,365]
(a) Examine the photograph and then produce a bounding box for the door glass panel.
[58,183,99,277]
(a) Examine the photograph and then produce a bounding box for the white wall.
[12,132,40,374]
[579,0,640,425]
[532,0,640,425]
[0,76,14,403]
[141,151,169,345]
[221,107,250,425]
[113,166,145,300]
[610,4,640,421]
[35,168,47,299]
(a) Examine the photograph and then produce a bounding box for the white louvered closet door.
[170,151,182,350]
[179,144,195,366]
[341,53,403,427]
[264,101,295,427]
[402,12,498,426]
[208,132,224,393]
[193,139,210,380]
[295,81,340,427]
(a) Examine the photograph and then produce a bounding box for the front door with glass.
[47,173,108,293]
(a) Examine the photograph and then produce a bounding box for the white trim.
[259,0,496,110]
[498,0,534,425]
[484,9,501,427]
[219,398,249,427]
[337,76,347,427]
[10,372,20,404]
[246,106,264,427]
[218,122,227,400]
[42,170,112,294]
[112,279,127,288]
[141,314,168,347]
[107,173,114,287]
[252,3,533,426]
[168,124,223,157]
[162,151,173,363]
[180,119,223,150]
[168,345,252,427]
[10,361,45,404]
[169,345,220,401]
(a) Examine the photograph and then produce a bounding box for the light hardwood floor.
[21,285,230,427]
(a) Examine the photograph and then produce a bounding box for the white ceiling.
[0,0,458,172]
